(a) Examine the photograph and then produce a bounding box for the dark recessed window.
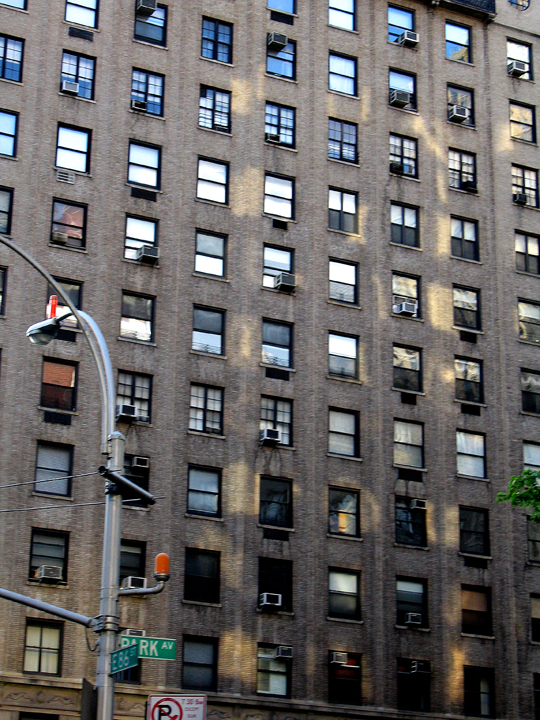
[395,496,426,546]
[463,666,495,717]
[184,548,220,604]
[41,359,77,411]
[328,487,359,536]
[134,4,167,46]
[202,17,232,63]
[260,476,292,528]
[389,133,417,176]
[0,186,13,234]
[29,529,69,582]
[257,644,291,696]
[182,637,218,691]
[455,357,483,403]
[116,371,152,422]
[449,149,476,191]
[522,369,540,414]
[199,86,231,132]
[460,507,489,556]
[397,659,431,711]
[0,266,6,315]
[451,216,479,261]
[328,118,357,162]
[516,232,540,275]
[119,540,145,580]
[187,466,221,517]
[391,203,418,246]
[462,585,492,636]
[396,577,428,627]
[453,286,480,329]
[259,557,292,611]
[328,652,362,705]
[328,568,360,619]
[262,319,292,367]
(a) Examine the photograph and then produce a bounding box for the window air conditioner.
[265,132,281,143]
[116,404,138,422]
[133,456,150,469]
[136,245,160,264]
[136,0,157,16]
[393,301,417,316]
[508,60,527,77]
[61,80,79,95]
[461,180,477,192]
[121,576,147,590]
[56,169,76,184]
[514,192,528,205]
[397,30,419,47]
[273,272,296,291]
[410,498,426,510]
[405,612,422,625]
[448,105,470,123]
[260,428,281,446]
[259,592,282,608]
[330,652,348,665]
[389,89,411,108]
[267,32,288,51]
[51,231,69,244]
[390,161,404,174]
[122,628,146,637]
[410,660,430,673]
[37,565,63,581]
[275,646,293,659]
[131,99,148,112]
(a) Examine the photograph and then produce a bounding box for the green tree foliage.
[497,469,540,522]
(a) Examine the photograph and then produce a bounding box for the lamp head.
[26,317,61,345]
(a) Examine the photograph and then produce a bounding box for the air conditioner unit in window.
[390,161,404,174]
[61,80,79,95]
[133,456,150,469]
[136,245,160,264]
[449,105,470,123]
[508,60,527,77]
[397,30,419,47]
[393,301,417,316]
[461,180,477,192]
[410,498,426,510]
[56,169,76,184]
[410,660,430,673]
[405,612,422,625]
[116,404,138,422]
[514,192,528,205]
[273,272,296,291]
[259,592,282,608]
[330,652,348,665]
[51,231,69,244]
[131,99,148,112]
[122,628,146,637]
[267,32,288,51]
[136,0,157,16]
[37,565,63,581]
[121,576,147,590]
[260,428,281,446]
[265,132,281,143]
[390,89,411,108]
[275,646,293,659]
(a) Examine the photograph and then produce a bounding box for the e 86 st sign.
[147,695,206,720]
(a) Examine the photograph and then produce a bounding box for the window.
[262,319,292,367]
[456,431,485,478]
[259,557,292,610]
[328,332,357,378]
[524,442,540,471]
[257,644,290,696]
[507,39,532,79]
[329,409,359,457]
[510,102,535,142]
[389,134,417,176]
[512,165,538,207]
[388,5,413,42]
[462,586,492,636]
[266,38,295,79]
[41,359,77,411]
[24,621,62,675]
[522,369,540,414]
[264,173,294,219]
[260,477,292,528]
[189,384,223,435]
[61,52,95,100]
[35,442,72,496]
[187,466,221,517]
[532,596,540,641]
[202,18,232,63]
[51,200,87,249]
[1,0,26,8]
[329,53,356,95]
[0,35,23,82]
[516,232,540,275]
[451,217,479,261]
[396,577,427,626]
[519,301,540,343]
[329,259,357,304]
[328,189,357,233]
[128,141,160,189]
[260,396,293,445]
[0,267,5,315]
[183,637,218,691]
[199,86,231,133]
[463,667,495,717]
[392,273,419,316]
[446,22,471,62]
[329,569,360,619]
[391,203,418,246]
[395,496,426,546]
[184,548,220,604]
[397,660,431,712]
[328,652,361,705]
[328,487,359,536]
[47,278,82,330]
[122,455,150,508]
[266,102,295,147]
[263,245,293,287]
[448,85,474,126]
[454,286,481,330]
[460,507,490,556]
[389,69,416,109]
[29,529,68,582]
[195,231,226,277]
[124,216,157,260]
[197,158,228,204]
[394,420,424,468]
[120,292,154,342]
[329,0,355,30]
[131,69,164,115]
[455,357,483,404]
[328,118,357,162]
[65,0,97,27]
[0,110,17,157]
[192,306,224,355]
[449,149,476,191]
[269,0,295,11]
[116,371,152,422]
[120,540,145,581]
[56,125,91,173]
[134,4,166,46]
[529,519,540,562]
[0,187,13,234]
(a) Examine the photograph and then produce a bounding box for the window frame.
[389,133,417,177]
[0,266,6,315]
[192,305,225,355]
[258,557,293,611]
[55,124,91,174]
[449,149,476,191]
[199,85,231,133]
[120,539,146,581]
[328,118,357,163]
[524,442,540,471]
[262,318,293,368]
[521,369,540,414]
[0,109,18,157]
[447,84,475,127]
[264,173,294,219]
[127,140,161,189]
[266,38,296,80]
[189,383,224,435]
[187,465,221,518]
[388,5,414,43]
[201,17,233,64]
[395,496,427,547]
[507,39,532,80]
[29,529,69,582]
[265,102,295,147]
[23,620,63,676]
[454,356,484,404]
[257,644,291,697]
[124,215,158,260]
[328,408,360,458]
[184,547,220,604]
[394,419,424,469]
[328,188,358,233]
[35,441,73,497]
[509,101,536,143]
[529,518,540,563]
[393,345,422,393]
[260,395,293,446]
[328,332,358,379]
[516,231,540,275]
[463,666,495,717]
[182,636,218,691]
[446,21,471,63]
[263,244,293,288]
[328,52,357,96]
[460,507,490,556]
[329,0,356,31]
[397,658,431,712]
[456,430,486,478]
[134,4,167,46]
[131,68,164,116]
[453,285,481,330]
[0,0,27,9]
[519,300,540,344]
[512,164,539,207]
[328,567,361,620]
[65,0,98,28]
[389,68,416,110]
[390,202,419,247]
[195,230,227,277]
[329,258,358,304]
[328,651,362,705]
[61,51,95,100]
[197,157,229,205]
[0,186,13,235]
[120,291,155,343]
[328,486,360,537]
[116,370,152,423]
[392,272,420,316]
[451,216,479,261]
[396,576,428,627]
[51,198,87,249]
[40,358,78,412]
[259,476,293,528]
[0,34,24,82]
[462,585,492,636]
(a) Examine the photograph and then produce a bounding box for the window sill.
[394,542,429,550]
[265,141,297,153]
[461,633,495,640]
[389,172,420,182]
[195,198,230,209]
[260,362,295,372]
[264,73,298,84]
[450,255,482,265]
[327,453,363,462]
[446,57,474,67]
[132,38,168,50]
[125,183,162,194]
[389,241,422,251]
[395,624,430,632]
[193,272,229,283]
[182,599,222,608]
[389,105,418,115]
[0,78,23,86]
[458,552,492,560]
[257,608,295,616]
[327,300,361,309]
[328,157,360,168]
[129,109,165,121]
[387,38,416,48]
[37,406,77,416]
[117,336,156,347]
[62,19,99,31]
[185,513,224,522]
[515,269,540,279]
[262,285,296,295]
[446,120,476,131]
[187,430,226,440]
[449,186,479,196]
[262,213,297,224]
[268,7,298,17]
[327,227,361,239]
[32,492,73,501]
[59,93,96,104]
[327,90,359,101]
[391,387,425,395]
[200,56,234,68]
[259,523,295,532]
[0,4,29,11]
[328,23,359,34]
[393,464,427,472]
[456,474,490,482]
[48,243,88,253]
[454,399,487,407]
[198,125,232,137]
[27,580,68,588]
[391,314,424,322]
[0,155,17,162]
[326,616,364,624]
[519,338,540,347]
[520,411,540,418]
[190,350,227,360]
[327,533,363,542]
[327,375,361,385]
[453,325,483,334]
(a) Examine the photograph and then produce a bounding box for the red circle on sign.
[151,698,183,720]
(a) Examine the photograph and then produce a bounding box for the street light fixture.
[26,312,73,345]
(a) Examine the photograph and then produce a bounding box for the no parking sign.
[146,695,206,720]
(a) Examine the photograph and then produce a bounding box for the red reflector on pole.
[46,295,58,319]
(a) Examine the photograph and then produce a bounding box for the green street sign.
[110,643,138,675]
[120,635,177,660]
